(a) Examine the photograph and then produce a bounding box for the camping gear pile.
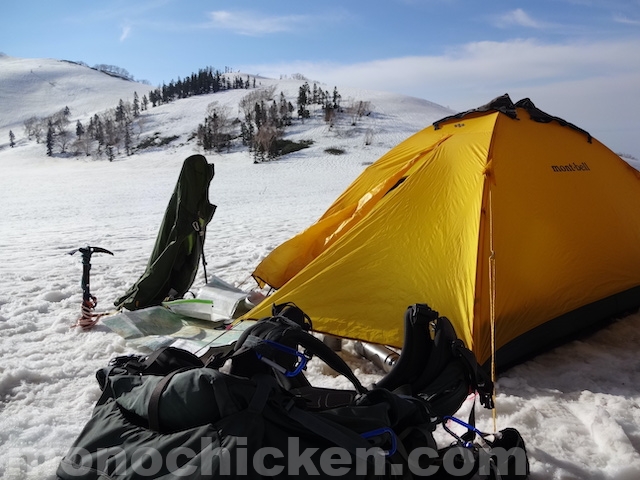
[57,303,529,479]
[62,94,640,479]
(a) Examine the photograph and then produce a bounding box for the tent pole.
[489,188,498,432]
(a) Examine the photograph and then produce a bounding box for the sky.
[2,0,640,156]
[1,67,640,476]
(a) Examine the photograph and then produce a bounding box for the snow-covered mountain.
[0,55,145,138]
[0,54,453,163]
[1,55,639,480]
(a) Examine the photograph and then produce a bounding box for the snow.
[1,55,640,479]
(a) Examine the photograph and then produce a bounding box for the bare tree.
[347,99,371,126]
[23,116,45,143]
[364,128,375,146]
[103,115,120,154]
[73,134,93,156]
[254,124,279,162]
[239,86,276,120]
[134,115,148,139]
[55,129,72,153]
[49,108,72,153]
[196,102,235,152]
[93,64,133,80]
[324,106,336,128]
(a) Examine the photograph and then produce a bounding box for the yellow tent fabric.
[245,95,640,368]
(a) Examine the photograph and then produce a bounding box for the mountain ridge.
[0,55,454,162]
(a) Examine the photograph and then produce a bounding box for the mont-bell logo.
[551,162,591,172]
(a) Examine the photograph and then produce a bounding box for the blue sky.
[3,0,640,155]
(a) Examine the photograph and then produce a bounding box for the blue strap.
[361,427,398,456]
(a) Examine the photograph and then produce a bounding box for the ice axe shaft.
[68,246,114,302]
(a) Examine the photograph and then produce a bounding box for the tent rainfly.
[244,94,640,370]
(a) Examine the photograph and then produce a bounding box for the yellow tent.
[245,95,640,369]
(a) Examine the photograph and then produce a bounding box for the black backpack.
[57,303,529,480]
[374,303,494,418]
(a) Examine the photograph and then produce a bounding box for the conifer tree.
[279,92,292,126]
[332,86,341,110]
[133,92,140,117]
[115,99,125,124]
[46,121,54,156]
[9,130,15,147]
[124,126,132,156]
[93,115,103,142]
[297,82,310,120]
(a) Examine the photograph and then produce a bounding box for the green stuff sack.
[115,154,216,311]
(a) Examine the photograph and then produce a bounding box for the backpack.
[374,303,494,419]
[57,303,529,480]
[114,155,216,311]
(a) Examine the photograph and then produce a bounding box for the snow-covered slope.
[0,55,453,159]
[0,55,149,142]
[1,56,639,480]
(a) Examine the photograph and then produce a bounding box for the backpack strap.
[141,346,203,375]
[284,400,387,466]
[271,302,313,330]
[147,366,198,432]
[374,303,437,391]
[248,374,278,413]
[288,328,368,395]
[142,347,207,431]
[289,385,358,410]
[371,304,494,421]
[231,306,368,396]
[408,314,459,392]
[452,339,494,409]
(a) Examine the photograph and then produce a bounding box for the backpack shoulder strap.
[452,340,494,409]
[231,305,368,395]
[289,328,368,395]
[373,304,495,414]
[374,303,438,392]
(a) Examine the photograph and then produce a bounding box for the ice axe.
[68,246,114,329]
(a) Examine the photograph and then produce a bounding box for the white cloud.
[244,38,640,97]
[207,10,310,36]
[239,38,640,155]
[613,14,640,26]
[495,9,547,29]
[67,0,174,23]
[119,25,131,42]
